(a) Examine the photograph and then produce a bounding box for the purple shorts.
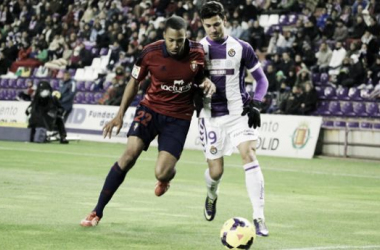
[127,105,191,159]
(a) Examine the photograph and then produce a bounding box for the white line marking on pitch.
[282,245,380,250]
[0,146,379,180]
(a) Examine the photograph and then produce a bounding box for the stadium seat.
[347,121,359,129]
[8,79,17,88]
[279,15,288,25]
[74,92,85,104]
[334,120,346,128]
[322,119,334,127]
[16,78,27,89]
[353,102,366,117]
[340,101,355,116]
[94,93,103,103]
[268,14,280,26]
[360,121,373,129]
[84,81,94,91]
[0,89,6,100]
[259,14,269,27]
[315,101,329,115]
[336,87,349,100]
[0,78,9,88]
[323,86,336,100]
[373,123,380,130]
[77,81,86,91]
[74,68,85,81]
[320,73,329,85]
[328,101,342,116]
[312,73,320,85]
[84,92,95,104]
[103,81,112,90]
[68,69,76,77]
[348,87,361,100]
[366,102,380,118]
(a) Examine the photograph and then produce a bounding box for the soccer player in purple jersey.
[80,16,215,227]
[198,1,269,236]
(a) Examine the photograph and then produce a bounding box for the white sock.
[204,168,220,200]
[243,160,265,220]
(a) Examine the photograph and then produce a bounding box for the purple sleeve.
[251,67,268,102]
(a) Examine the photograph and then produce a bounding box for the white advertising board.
[0,101,322,158]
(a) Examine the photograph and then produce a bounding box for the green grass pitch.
[0,140,379,250]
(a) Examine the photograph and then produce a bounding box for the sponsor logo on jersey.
[228,49,236,57]
[132,65,141,79]
[291,123,310,149]
[190,60,198,72]
[161,80,192,93]
[210,146,218,154]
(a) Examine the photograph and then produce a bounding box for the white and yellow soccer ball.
[52,90,61,99]
[220,217,256,249]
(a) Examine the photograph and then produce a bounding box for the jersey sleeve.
[131,49,150,81]
[243,43,260,73]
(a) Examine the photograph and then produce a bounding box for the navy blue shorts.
[127,105,191,159]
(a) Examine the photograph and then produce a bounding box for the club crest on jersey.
[228,49,236,57]
[210,146,218,155]
[133,123,139,131]
[190,61,198,72]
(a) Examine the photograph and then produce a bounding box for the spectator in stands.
[278,85,304,115]
[276,30,295,54]
[58,71,76,122]
[368,55,380,85]
[329,41,347,76]
[332,19,349,42]
[316,7,329,30]
[298,81,318,115]
[247,20,265,52]
[361,29,379,67]
[240,0,259,22]
[350,16,366,39]
[279,52,294,78]
[267,28,280,55]
[314,42,332,73]
[265,64,277,92]
[45,43,72,70]
[301,41,317,69]
[0,50,11,74]
[321,18,335,40]
[352,0,368,15]
[337,55,365,88]
[295,68,311,88]
[304,18,320,42]
[230,19,244,39]
[48,34,65,61]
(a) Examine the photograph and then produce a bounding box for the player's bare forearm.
[103,78,139,139]
[117,78,140,117]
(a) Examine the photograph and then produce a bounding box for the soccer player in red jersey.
[80,16,215,227]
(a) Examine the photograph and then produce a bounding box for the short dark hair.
[200,1,225,20]
[164,16,187,31]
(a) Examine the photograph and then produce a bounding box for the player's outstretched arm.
[103,78,140,139]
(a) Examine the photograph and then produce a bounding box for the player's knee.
[155,166,175,182]
[118,150,139,171]
[241,148,257,163]
[210,167,223,181]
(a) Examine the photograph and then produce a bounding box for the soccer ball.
[220,217,256,249]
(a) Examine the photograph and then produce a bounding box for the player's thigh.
[158,116,191,160]
[198,118,229,160]
[127,105,159,151]
[118,136,145,170]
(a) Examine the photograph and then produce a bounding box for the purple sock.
[94,162,127,218]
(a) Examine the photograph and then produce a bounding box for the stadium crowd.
[1,0,380,115]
